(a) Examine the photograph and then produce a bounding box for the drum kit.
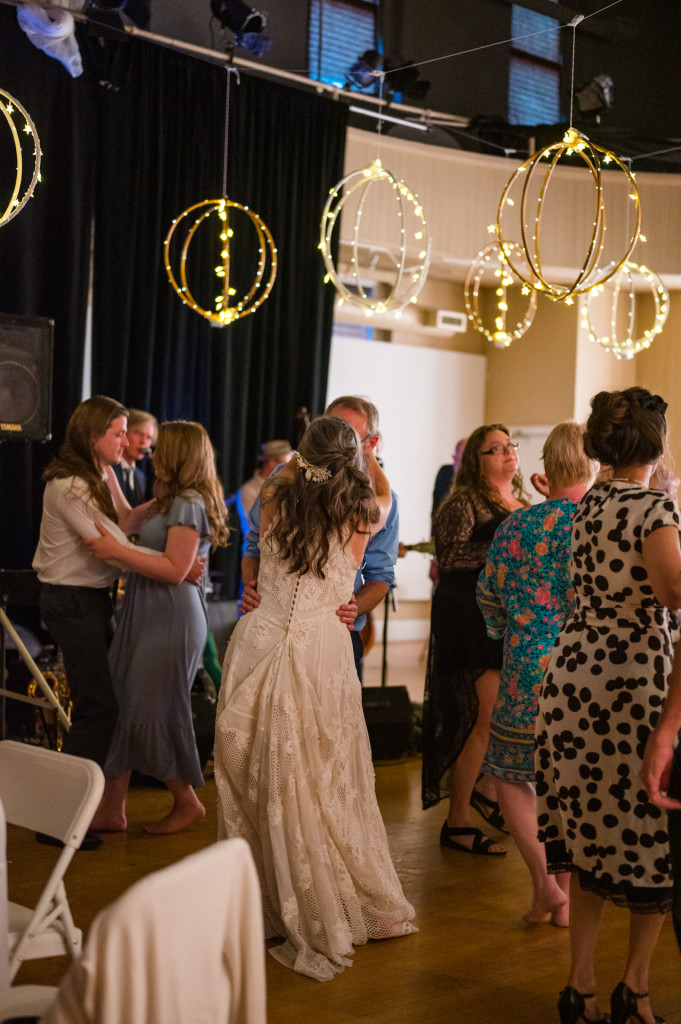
[0,569,71,749]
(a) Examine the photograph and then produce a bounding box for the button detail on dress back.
[287,576,302,629]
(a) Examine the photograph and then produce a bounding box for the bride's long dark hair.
[263,415,380,578]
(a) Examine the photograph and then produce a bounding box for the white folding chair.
[0,796,57,1024]
[40,839,267,1024]
[0,740,104,982]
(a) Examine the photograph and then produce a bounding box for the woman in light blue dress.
[86,421,229,834]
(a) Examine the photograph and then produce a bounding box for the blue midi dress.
[104,493,209,788]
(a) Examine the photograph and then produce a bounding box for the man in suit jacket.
[112,409,157,506]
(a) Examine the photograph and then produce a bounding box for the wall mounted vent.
[435,310,467,333]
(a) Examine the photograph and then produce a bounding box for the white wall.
[326,337,486,601]
[509,425,554,504]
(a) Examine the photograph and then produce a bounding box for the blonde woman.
[215,416,416,981]
[86,421,229,834]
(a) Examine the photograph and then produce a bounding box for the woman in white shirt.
[33,396,149,770]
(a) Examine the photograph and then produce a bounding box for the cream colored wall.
[637,291,681,469]
[484,289,578,424]
[573,321,637,422]
[332,131,681,627]
[343,130,681,285]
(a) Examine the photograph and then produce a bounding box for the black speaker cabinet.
[361,685,414,761]
[0,313,54,441]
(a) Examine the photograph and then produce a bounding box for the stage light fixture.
[383,57,430,101]
[348,50,381,89]
[576,74,613,117]
[84,0,150,29]
[210,0,271,56]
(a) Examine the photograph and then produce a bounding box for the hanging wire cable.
[222,63,239,199]
[381,1,624,81]
[567,15,584,127]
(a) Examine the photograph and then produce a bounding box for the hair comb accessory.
[293,450,331,483]
[640,393,668,416]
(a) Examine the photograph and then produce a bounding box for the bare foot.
[551,902,570,928]
[90,811,127,832]
[523,907,552,925]
[143,801,206,835]
[523,890,568,926]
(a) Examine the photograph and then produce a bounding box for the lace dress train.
[214,538,416,981]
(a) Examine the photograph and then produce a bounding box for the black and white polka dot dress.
[535,481,680,911]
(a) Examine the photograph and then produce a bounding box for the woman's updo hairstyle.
[265,415,380,578]
[297,414,365,479]
[583,387,667,468]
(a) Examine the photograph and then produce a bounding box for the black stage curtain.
[0,21,347,580]
[91,39,347,585]
[91,38,348,492]
[0,11,98,568]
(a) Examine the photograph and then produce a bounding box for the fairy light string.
[464,242,537,348]
[164,61,277,326]
[320,52,432,317]
[490,7,641,303]
[0,89,41,228]
[580,154,670,360]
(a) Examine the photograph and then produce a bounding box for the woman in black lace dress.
[422,425,529,854]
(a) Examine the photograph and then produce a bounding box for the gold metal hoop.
[496,128,640,302]
[319,159,431,317]
[164,198,277,326]
[0,89,41,227]
[464,242,537,348]
[582,260,669,360]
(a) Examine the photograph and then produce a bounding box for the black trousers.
[351,630,364,683]
[40,584,118,769]
[668,740,681,954]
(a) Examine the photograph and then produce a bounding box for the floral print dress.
[476,498,577,782]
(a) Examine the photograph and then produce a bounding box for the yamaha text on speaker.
[0,313,54,441]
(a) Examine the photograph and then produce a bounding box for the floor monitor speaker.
[361,685,414,761]
[0,313,54,441]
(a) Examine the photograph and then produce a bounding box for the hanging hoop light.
[164,67,277,326]
[495,127,640,303]
[581,260,669,360]
[319,158,431,317]
[164,199,276,326]
[464,242,536,348]
[0,89,41,227]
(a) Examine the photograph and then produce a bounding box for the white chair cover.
[40,838,266,1024]
[0,796,57,1024]
[0,740,105,979]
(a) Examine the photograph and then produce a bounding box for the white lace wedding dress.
[214,534,417,981]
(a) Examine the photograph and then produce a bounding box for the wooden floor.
[7,640,681,1022]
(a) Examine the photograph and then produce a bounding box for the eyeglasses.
[480,441,519,456]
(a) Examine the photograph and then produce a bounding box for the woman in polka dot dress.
[535,388,681,1024]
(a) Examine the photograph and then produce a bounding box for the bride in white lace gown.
[215,416,416,981]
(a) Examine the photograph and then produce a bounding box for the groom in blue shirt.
[240,395,399,682]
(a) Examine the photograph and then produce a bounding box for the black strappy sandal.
[611,982,665,1024]
[439,822,507,855]
[469,786,509,833]
[558,986,610,1024]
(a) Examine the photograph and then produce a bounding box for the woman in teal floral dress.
[477,422,597,925]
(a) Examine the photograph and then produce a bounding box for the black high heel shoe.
[558,986,610,1024]
[610,982,665,1024]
